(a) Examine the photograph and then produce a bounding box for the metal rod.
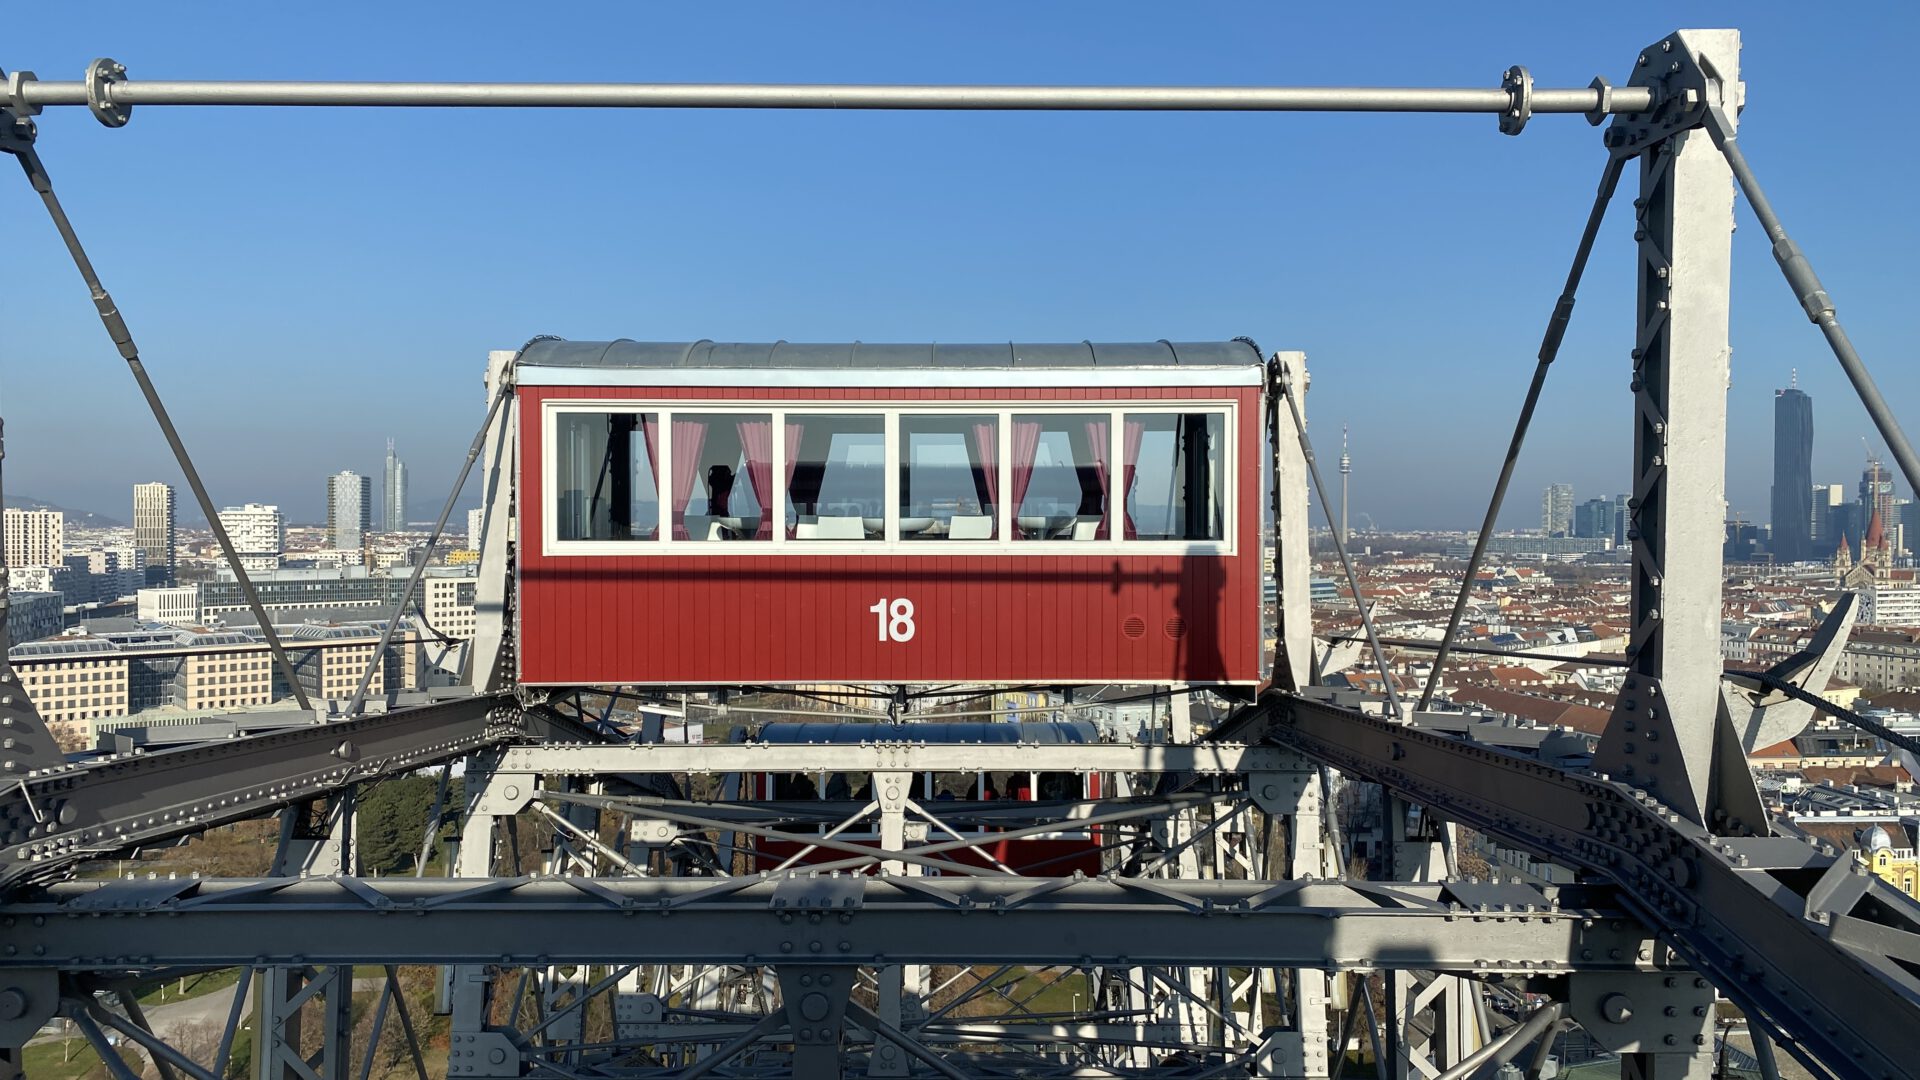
[1704,106,1920,515]
[1434,1002,1566,1080]
[19,77,1654,115]
[212,966,252,1079]
[66,1005,142,1080]
[1417,153,1626,710]
[345,382,509,716]
[1276,368,1403,719]
[7,143,313,711]
[112,994,184,1080]
[846,1002,973,1080]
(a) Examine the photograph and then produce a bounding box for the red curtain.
[782,418,804,538]
[970,421,999,530]
[1083,418,1110,539]
[1011,420,1042,532]
[670,417,707,539]
[737,418,774,539]
[1122,418,1145,539]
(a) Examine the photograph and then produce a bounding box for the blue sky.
[4,4,1916,529]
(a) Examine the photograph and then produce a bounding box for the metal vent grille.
[1122,615,1147,640]
[1164,617,1189,640]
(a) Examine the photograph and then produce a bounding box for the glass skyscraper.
[1770,385,1813,562]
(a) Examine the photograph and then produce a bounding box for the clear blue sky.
[5,4,1916,529]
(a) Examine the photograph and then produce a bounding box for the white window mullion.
[771,409,787,547]
[884,410,901,544]
[659,408,674,547]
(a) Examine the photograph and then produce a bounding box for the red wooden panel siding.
[517,384,1263,685]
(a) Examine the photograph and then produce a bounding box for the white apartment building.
[3,508,63,566]
[137,586,199,625]
[217,503,285,572]
[468,507,485,552]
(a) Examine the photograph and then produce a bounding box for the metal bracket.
[4,70,38,119]
[0,971,55,1048]
[84,59,130,128]
[1721,591,1857,752]
[1499,65,1533,135]
[1603,32,1742,157]
[1585,76,1612,126]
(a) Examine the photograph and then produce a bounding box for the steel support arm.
[1266,692,1920,1080]
[4,874,1659,973]
[0,692,521,889]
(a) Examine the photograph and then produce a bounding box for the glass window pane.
[1126,412,1226,540]
[899,415,999,540]
[1012,414,1108,541]
[552,412,660,541]
[789,414,885,540]
[674,413,771,542]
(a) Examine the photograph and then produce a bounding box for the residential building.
[384,439,408,532]
[1865,587,1920,628]
[2,508,62,566]
[132,482,177,582]
[6,592,63,645]
[1771,384,1814,562]
[1812,483,1847,552]
[1541,484,1574,537]
[136,586,199,625]
[467,507,485,552]
[217,503,285,573]
[327,471,372,551]
[62,548,145,604]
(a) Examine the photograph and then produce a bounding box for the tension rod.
[5,62,1653,125]
[0,114,313,711]
[1703,105,1920,512]
[1416,152,1627,711]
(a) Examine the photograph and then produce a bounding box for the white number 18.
[869,597,916,643]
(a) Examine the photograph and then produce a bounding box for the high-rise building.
[2,508,63,567]
[1573,497,1617,541]
[1811,483,1847,551]
[467,507,485,552]
[1612,493,1631,547]
[1862,456,1896,546]
[326,472,373,551]
[217,503,285,573]
[1541,484,1574,537]
[384,439,409,532]
[132,482,177,582]
[1770,383,1814,562]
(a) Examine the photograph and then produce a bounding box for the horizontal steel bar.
[5,874,1658,972]
[498,741,1290,776]
[16,79,1655,114]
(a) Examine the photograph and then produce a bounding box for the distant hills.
[3,496,124,528]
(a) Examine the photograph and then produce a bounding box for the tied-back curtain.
[1011,420,1043,528]
[1122,418,1145,540]
[737,419,775,539]
[671,417,707,539]
[782,418,804,539]
[639,415,659,537]
[1083,418,1110,540]
[970,422,999,533]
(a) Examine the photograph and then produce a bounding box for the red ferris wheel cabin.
[508,339,1273,688]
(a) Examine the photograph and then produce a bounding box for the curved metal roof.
[516,338,1263,371]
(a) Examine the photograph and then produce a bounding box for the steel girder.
[1267,691,1920,1079]
[498,741,1291,776]
[2,874,1654,974]
[0,692,528,889]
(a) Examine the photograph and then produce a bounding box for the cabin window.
[899,415,999,540]
[1127,412,1225,541]
[787,414,885,540]
[674,413,771,541]
[552,411,660,541]
[1012,414,1109,541]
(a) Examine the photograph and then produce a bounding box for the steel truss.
[1,23,1917,1080]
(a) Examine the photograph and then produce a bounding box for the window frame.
[540,398,1236,557]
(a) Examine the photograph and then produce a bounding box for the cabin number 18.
[869,598,917,643]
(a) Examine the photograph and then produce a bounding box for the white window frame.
[541,398,1236,558]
